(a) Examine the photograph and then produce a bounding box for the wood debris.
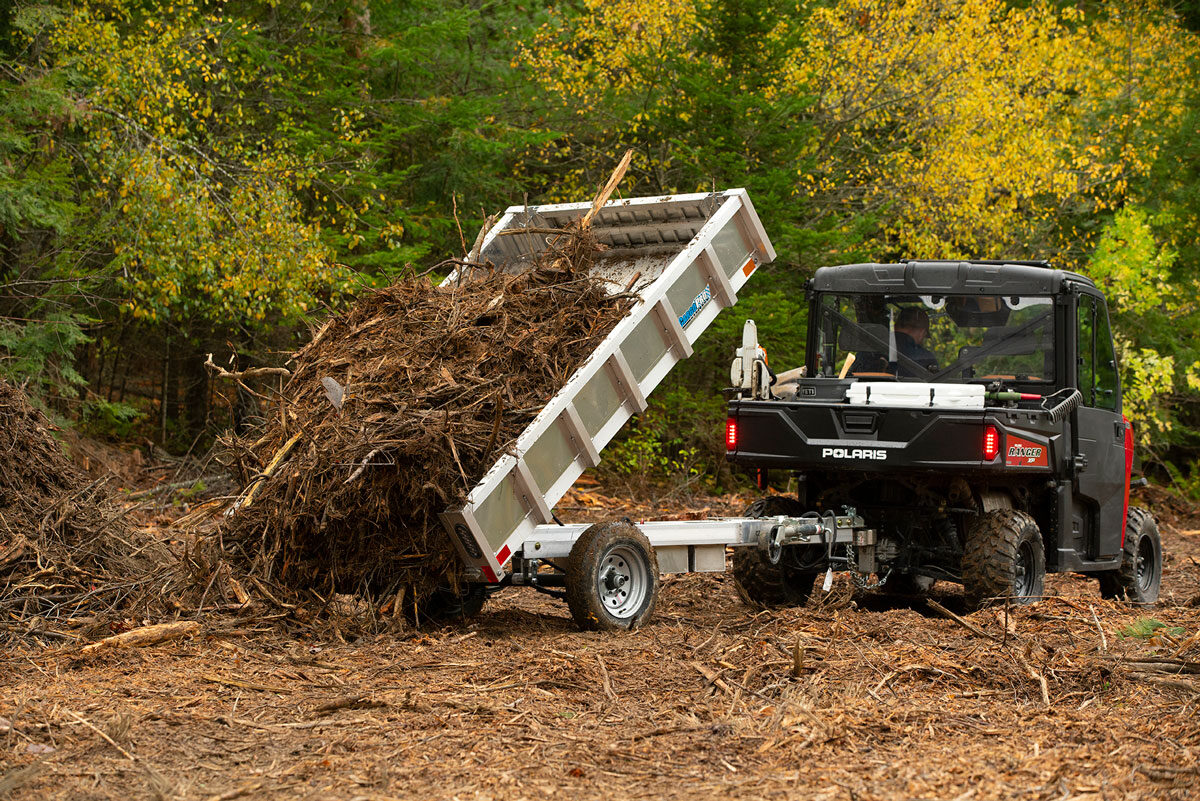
[214,219,631,616]
[0,380,178,643]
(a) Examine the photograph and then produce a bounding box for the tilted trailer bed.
[435,190,871,630]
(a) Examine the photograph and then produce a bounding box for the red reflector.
[725,418,738,451]
[983,425,1001,461]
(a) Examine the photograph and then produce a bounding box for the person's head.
[896,307,930,343]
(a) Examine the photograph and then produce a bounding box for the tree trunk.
[159,339,170,445]
[183,345,211,442]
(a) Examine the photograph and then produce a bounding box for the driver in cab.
[894,307,939,377]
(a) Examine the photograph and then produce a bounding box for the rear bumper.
[726,399,1064,477]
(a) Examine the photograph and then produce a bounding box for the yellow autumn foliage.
[798,0,1198,263]
[49,0,350,328]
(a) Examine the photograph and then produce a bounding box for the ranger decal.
[1005,435,1049,467]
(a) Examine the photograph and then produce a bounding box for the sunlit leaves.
[110,150,350,325]
[1089,206,1199,446]
[800,0,1199,264]
[45,0,350,332]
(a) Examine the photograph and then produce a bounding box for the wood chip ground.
[4,485,1198,800]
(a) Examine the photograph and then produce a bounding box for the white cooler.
[846,382,985,409]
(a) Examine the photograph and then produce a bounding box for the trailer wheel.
[565,521,659,632]
[732,496,820,609]
[1097,507,1161,604]
[962,509,1045,608]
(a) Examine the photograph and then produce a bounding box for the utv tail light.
[983,425,1001,461]
[725,418,738,451]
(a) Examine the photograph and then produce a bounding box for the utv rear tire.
[962,509,1045,609]
[732,497,820,609]
[1097,507,1161,604]
[565,521,659,632]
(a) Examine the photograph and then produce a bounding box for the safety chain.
[845,542,892,590]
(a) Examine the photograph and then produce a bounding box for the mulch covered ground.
[3,484,1198,800]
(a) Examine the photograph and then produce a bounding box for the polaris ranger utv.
[725,259,1162,609]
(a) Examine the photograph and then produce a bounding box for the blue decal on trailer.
[678,285,713,328]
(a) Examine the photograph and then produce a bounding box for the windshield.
[812,293,1055,384]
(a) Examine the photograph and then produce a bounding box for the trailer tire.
[732,496,820,609]
[565,521,659,632]
[962,509,1045,609]
[1097,507,1161,604]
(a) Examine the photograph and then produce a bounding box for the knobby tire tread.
[962,508,1045,609]
[1098,507,1160,603]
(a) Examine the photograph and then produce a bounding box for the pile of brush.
[218,195,635,616]
[0,381,176,643]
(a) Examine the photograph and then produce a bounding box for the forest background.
[2,0,1200,492]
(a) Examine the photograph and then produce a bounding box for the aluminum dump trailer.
[439,191,772,576]
[436,189,868,630]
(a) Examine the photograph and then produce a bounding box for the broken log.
[80,621,201,655]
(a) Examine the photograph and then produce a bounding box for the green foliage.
[1161,461,1200,503]
[517,0,827,268]
[1088,207,1177,317]
[44,0,355,330]
[1084,206,1200,449]
[0,0,545,420]
[601,416,703,492]
[79,396,143,440]
[601,381,728,495]
[1,0,1200,483]
[0,311,90,398]
[174,478,206,504]
[1118,618,1186,639]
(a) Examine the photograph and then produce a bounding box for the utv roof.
[809,260,1097,295]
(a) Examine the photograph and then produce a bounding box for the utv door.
[1074,292,1127,560]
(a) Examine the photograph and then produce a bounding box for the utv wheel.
[962,509,1046,608]
[732,496,820,609]
[1097,507,1161,604]
[565,521,659,631]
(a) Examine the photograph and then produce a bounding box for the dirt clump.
[217,222,631,616]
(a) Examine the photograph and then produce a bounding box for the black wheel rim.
[1014,540,1037,598]
[1135,534,1158,595]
